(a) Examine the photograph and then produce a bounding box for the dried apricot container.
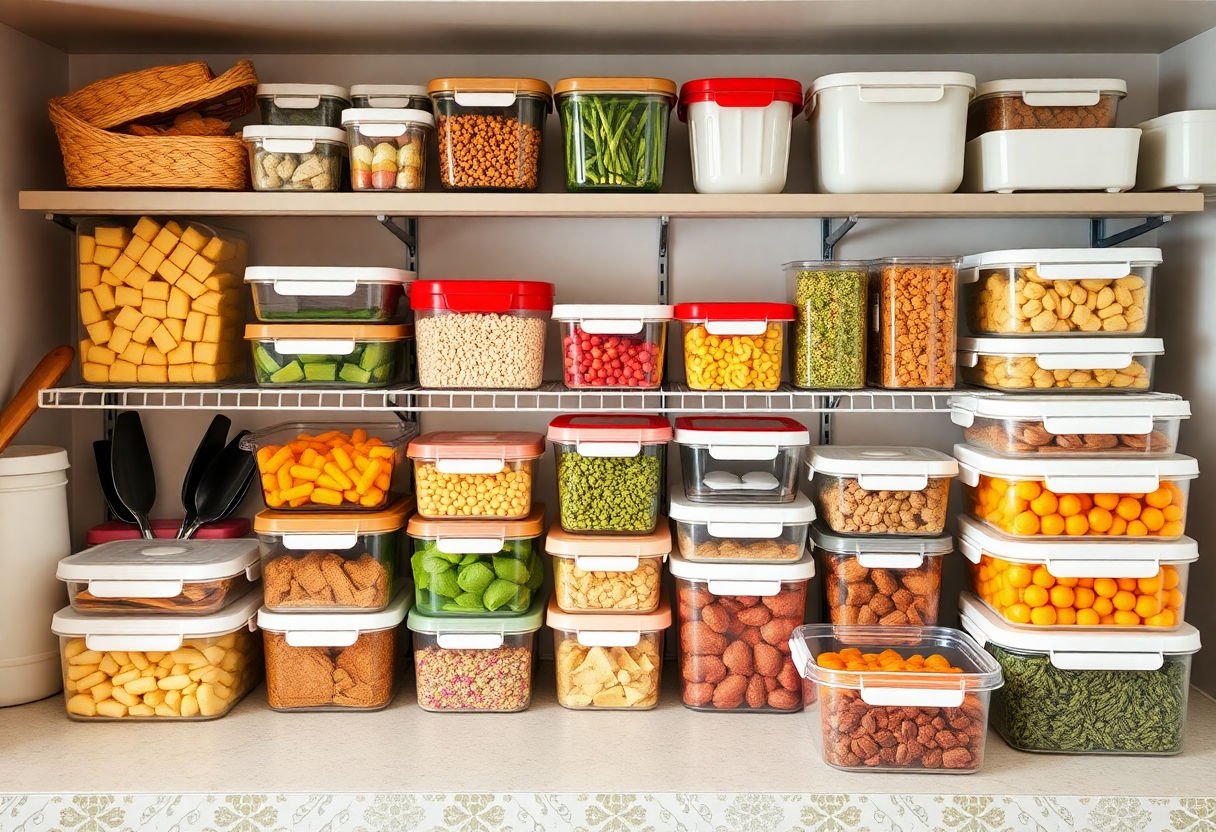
[547,524,669,613]
[408,431,544,520]
[967,78,1126,140]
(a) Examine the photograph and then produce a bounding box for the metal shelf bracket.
[1091,215,1170,248]
[821,216,858,259]
[658,215,669,304]
[45,213,77,232]
[377,215,418,270]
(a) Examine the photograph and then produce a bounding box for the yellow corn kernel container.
[674,302,794,391]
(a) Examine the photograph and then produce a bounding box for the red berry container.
[552,304,671,389]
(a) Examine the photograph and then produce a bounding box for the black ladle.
[110,411,156,540]
[180,431,256,540]
[93,439,136,525]
[177,415,232,539]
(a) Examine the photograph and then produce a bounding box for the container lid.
[547,414,672,445]
[427,77,552,97]
[973,78,1127,99]
[546,523,671,559]
[241,125,348,143]
[257,591,410,645]
[958,337,1165,361]
[56,539,261,594]
[244,323,412,341]
[254,497,414,535]
[1139,109,1216,130]
[52,591,261,647]
[668,546,816,582]
[87,517,251,544]
[409,279,554,313]
[807,446,958,493]
[257,83,351,100]
[672,302,795,322]
[782,259,872,271]
[673,415,810,447]
[810,521,953,557]
[350,84,428,98]
[407,504,546,540]
[949,392,1190,432]
[551,303,673,322]
[244,266,415,291]
[0,445,70,477]
[340,107,435,127]
[668,484,816,524]
[407,431,545,461]
[554,76,677,98]
[808,71,976,103]
[406,594,545,637]
[546,596,672,635]
[954,443,1198,489]
[677,77,803,120]
[960,247,1161,275]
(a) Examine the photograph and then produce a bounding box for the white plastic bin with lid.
[548,524,668,613]
[341,108,434,191]
[256,83,350,127]
[807,446,958,536]
[959,336,1164,392]
[351,84,431,111]
[242,126,347,191]
[674,415,809,503]
[805,71,976,193]
[967,78,1126,139]
[1136,110,1216,192]
[245,266,415,324]
[552,304,672,389]
[407,431,545,520]
[963,128,1141,193]
[669,481,814,562]
[960,593,1200,755]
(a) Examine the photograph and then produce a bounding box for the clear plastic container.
[407,431,545,520]
[669,482,814,562]
[408,506,545,615]
[552,304,672,389]
[549,597,671,709]
[811,522,952,627]
[427,77,552,191]
[960,593,1199,755]
[956,443,1198,540]
[674,302,795,391]
[549,414,671,535]
[410,279,554,389]
[871,257,958,389]
[960,248,1159,336]
[669,549,814,712]
[351,84,431,112]
[246,323,413,388]
[785,260,869,389]
[791,623,1002,772]
[967,78,1126,140]
[51,591,261,721]
[340,108,433,191]
[807,446,958,536]
[674,415,809,503]
[242,421,416,512]
[949,392,1189,456]
[959,336,1162,392]
[547,524,669,613]
[245,266,415,324]
[407,598,543,712]
[555,76,676,191]
[57,539,260,616]
[256,83,351,127]
[254,498,413,612]
[243,125,346,191]
[258,592,408,712]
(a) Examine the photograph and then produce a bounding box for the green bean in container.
[786,262,869,389]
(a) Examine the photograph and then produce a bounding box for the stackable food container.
[966,78,1126,139]
[340,108,433,191]
[350,84,431,111]
[547,524,668,613]
[246,323,413,387]
[669,482,814,562]
[1137,110,1216,192]
[407,431,544,520]
[785,260,869,389]
[256,84,351,127]
[871,257,958,389]
[674,302,795,391]
[673,415,809,503]
[245,267,415,323]
[807,446,958,536]
[552,304,671,389]
[958,337,1164,392]
[242,126,346,192]
[963,128,1141,193]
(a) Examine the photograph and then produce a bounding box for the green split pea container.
[784,260,869,390]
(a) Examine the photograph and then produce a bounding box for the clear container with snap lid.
[674,415,809,504]
[258,592,409,712]
[811,521,952,627]
[52,591,261,721]
[256,83,351,127]
[549,596,671,710]
[57,539,260,616]
[351,84,431,111]
[674,302,795,391]
[245,266,415,324]
[407,431,545,520]
[254,498,413,613]
[547,523,669,613]
[960,593,1200,755]
[807,446,958,536]
[871,257,959,389]
[959,336,1164,392]
[341,108,433,191]
[967,78,1126,140]
[242,125,346,191]
[669,481,814,563]
[246,323,414,387]
[552,304,672,389]
[408,506,545,615]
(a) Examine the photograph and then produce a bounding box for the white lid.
[257,592,409,646]
[949,392,1190,430]
[244,266,415,286]
[52,591,261,646]
[241,125,347,143]
[551,304,673,321]
[1139,109,1216,130]
[807,446,958,492]
[668,546,815,582]
[351,84,428,98]
[257,83,350,100]
[810,71,976,96]
[673,415,810,448]
[0,445,70,476]
[340,107,435,127]
[974,78,1127,98]
[954,443,1198,490]
[810,521,953,557]
[959,247,1161,277]
[668,483,816,524]
[56,539,261,594]
[958,337,1165,367]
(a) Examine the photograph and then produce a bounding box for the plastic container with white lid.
[956,443,1198,540]
[959,336,1163,392]
[552,304,672,389]
[549,596,671,710]
[674,415,809,503]
[258,592,409,712]
[674,302,795,391]
[1137,110,1216,192]
[57,539,260,616]
[960,593,1200,755]
[340,108,433,191]
[256,83,351,126]
[960,248,1160,337]
[669,481,814,563]
[963,128,1141,193]
[547,524,669,613]
[242,125,347,192]
[245,266,415,324]
[967,78,1127,140]
[408,431,545,520]
[805,71,976,193]
[807,446,958,536]
[950,392,1190,456]
[51,591,261,721]
[350,84,431,111]
[246,323,413,388]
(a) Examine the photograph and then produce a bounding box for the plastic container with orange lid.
[408,431,545,520]
[246,323,413,388]
[547,524,670,613]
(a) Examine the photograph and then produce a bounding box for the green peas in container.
[783,261,869,390]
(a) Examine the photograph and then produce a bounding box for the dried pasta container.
[870,257,958,389]
[407,431,544,520]
[257,84,350,127]
[958,337,1163,392]
[242,126,346,192]
[547,524,669,613]
[674,415,809,504]
[245,266,415,324]
[967,78,1126,140]
[807,446,957,536]
[669,482,814,563]
[552,304,672,389]
[341,108,433,191]
[674,302,794,391]
[246,324,413,387]
[351,84,431,111]
[785,260,869,389]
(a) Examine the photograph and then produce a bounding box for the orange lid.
[253,497,414,534]
[546,523,670,558]
[407,431,545,460]
[546,595,672,633]
[244,323,413,340]
[427,77,552,98]
[407,503,545,539]
[554,77,677,98]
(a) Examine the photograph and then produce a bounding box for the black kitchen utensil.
[177,415,232,538]
[110,411,156,540]
[180,430,256,540]
[93,439,136,525]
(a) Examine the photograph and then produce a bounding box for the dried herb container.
[784,261,868,389]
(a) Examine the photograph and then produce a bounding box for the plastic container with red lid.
[408,431,545,520]
[674,302,795,391]
[674,415,810,503]
[86,518,250,546]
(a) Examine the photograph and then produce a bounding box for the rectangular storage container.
[807,446,958,536]
[961,593,1199,755]
[552,304,671,389]
[85,518,250,546]
[427,77,552,191]
[547,524,668,613]
[956,443,1198,540]
[407,599,543,712]
[408,506,545,615]
[791,623,1002,772]
[785,260,869,389]
[958,337,1163,392]
[1137,110,1216,192]
[963,128,1141,193]
[811,522,952,627]
[245,266,415,324]
[870,257,958,389]
[341,108,433,191]
[242,125,346,191]
[967,78,1126,140]
[51,591,261,721]
[256,83,350,127]
[407,431,545,520]
[246,324,413,387]
[674,302,794,391]
[674,415,809,503]
[258,592,408,712]
[57,539,260,616]
[805,72,975,193]
[351,84,431,111]
[669,549,814,712]
[549,414,670,535]
[670,483,814,562]
[410,279,553,389]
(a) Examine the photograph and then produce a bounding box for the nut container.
[407,431,545,520]
[674,302,795,391]
[958,337,1163,392]
[552,303,671,389]
[242,125,346,191]
[245,266,415,324]
[547,524,669,613]
[785,260,869,389]
[807,446,958,536]
[341,108,433,191]
[870,257,958,389]
[246,323,413,388]
[967,78,1126,140]
[674,415,809,504]
[351,84,431,111]
[256,84,351,127]
[669,482,814,563]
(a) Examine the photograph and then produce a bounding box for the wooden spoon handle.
[0,346,75,455]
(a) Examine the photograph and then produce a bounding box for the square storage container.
[427,77,552,191]
[669,482,815,562]
[51,591,261,721]
[785,260,869,389]
[963,128,1141,193]
[245,266,415,324]
[555,76,676,191]
[956,443,1198,540]
[674,415,809,504]
[669,548,815,712]
[1137,110,1216,192]
[674,302,795,391]
[408,431,545,520]
[967,78,1126,140]
[408,506,545,615]
[805,72,975,193]
[960,593,1200,755]
[547,524,669,613]
[57,539,260,616]
[340,108,433,191]
[350,84,431,112]
[254,498,412,612]
[811,522,952,627]
[549,414,670,535]
[678,77,803,194]
[959,336,1163,392]
[85,517,250,546]
[870,257,958,389]
[242,125,346,191]
[407,598,543,712]
[807,446,958,536]
[410,279,553,389]
[256,84,350,127]
[549,597,671,710]
[791,623,1002,772]
[552,304,672,389]
[258,592,408,712]
[246,324,413,387]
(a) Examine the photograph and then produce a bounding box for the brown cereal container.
[870,257,959,390]
[967,78,1126,141]
[547,524,669,613]
[807,446,958,536]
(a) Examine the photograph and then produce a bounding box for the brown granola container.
[967,78,1126,140]
[807,446,958,536]
[870,257,958,390]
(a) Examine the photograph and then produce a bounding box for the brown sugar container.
[807,446,958,536]
[967,78,1126,140]
[870,257,959,390]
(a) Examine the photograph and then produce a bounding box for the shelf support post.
[818,395,840,445]
[1090,216,1170,248]
[821,216,858,259]
[376,215,418,270]
[658,215,669,304]
[45,213,77,232]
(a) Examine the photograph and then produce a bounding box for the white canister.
[1136,110,1216,193]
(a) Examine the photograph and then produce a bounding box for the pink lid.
[546,595,672,632]
[546,523,671,558]
[673,302,796,322]
[86,518,251,546]
[547,414,672,444]
[674,416,806,434]
[407,431,545,460]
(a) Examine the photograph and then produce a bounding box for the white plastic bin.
[1136,110,1216,192]
[963,128,1141,193]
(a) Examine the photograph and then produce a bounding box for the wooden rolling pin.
[0,346,75,456]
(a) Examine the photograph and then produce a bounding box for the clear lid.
[554,76,677,98]
[253,497,414,535]
[954,443,1199,490]
[339,107,435,127]
[52,591,260,648]
[973,78,1127,100]
[810,521,953,559]
[407,504,545,541]
[56,539,260,592]
[257,591,410,645]
[783,259,871,271]
[958,337,1165,365]
[673,415,810,447]
[807,446,958,492]
[244,323,413,342]
[546,523,671,560]
[668,483,816,524]
[1139,109,1216,130]
[406,595,545,637]
[407,431,545,461]
[241,125,348,144]
[960,247,1161,275]
[409,279,554,313]
[245,266,414,287]
[949,392,1190,430]
[545,596,672,635]
[673,301,795,322]
[242,421,417,452]
[351,84,428,98]
[547,414,672,446]
[668,546,816,583]
[0,445,70,477]
[256,83,351,101]
[550,303,673,323]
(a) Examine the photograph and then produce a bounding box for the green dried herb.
[557,449,662,532]
[790,267,868,389]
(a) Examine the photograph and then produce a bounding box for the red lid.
[677,77,803,121]
[409,279,554,313]
[548,414,672,444]
[673,302,795,322]
[674,416,807,433]
[85,518,251,546]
